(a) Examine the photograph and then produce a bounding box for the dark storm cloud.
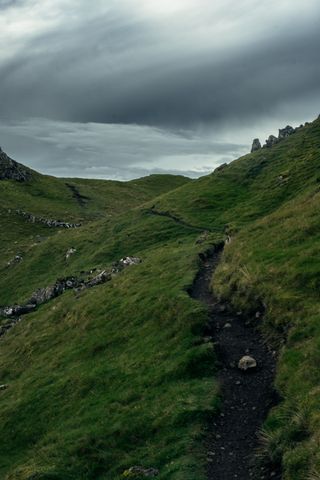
[0,0,319,178]
[1,0,319,128]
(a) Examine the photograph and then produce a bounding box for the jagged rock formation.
[251,122,303,152]
[251,138,261,152]
[0,148,33,182]
[278,125,295,139]
[264,134,279,148]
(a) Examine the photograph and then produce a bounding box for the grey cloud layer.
[1,0,320,127]
[0,0,319,179]
[0,119,247,179]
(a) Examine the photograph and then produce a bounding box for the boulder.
[238,355,257,371]
[251,138,261,152]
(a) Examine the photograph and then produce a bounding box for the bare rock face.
[0,148,33,182]
[238,355,257,371]
[251,138,261,152]
[264,135,279,148]
[278,125,295,139]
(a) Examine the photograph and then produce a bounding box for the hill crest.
[0,147,33,182]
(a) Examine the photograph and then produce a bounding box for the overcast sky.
[0,0,319,179]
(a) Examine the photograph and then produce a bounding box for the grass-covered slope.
[0,162,190,223]
[0,117,320,480]
[0,159,217,479]
[152,119,320,230]
[0,208,221,480]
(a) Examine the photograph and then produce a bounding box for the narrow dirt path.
[66,183,90,207]
[190,246,281,480]
[145,208,223,233]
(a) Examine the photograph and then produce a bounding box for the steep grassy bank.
[152,119,320,231]
[0,203,222,479]
[150,116,320,479]
[213,188,320,480]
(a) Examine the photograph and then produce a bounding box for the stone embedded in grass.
[120,256,142,267]
[6,254,23,268]
[65,247,77,260]
[0,384,8,391]
[123,466,159,477]
[238,355,257,371]
[195,231,210,244]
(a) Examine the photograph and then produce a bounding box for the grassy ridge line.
[213,186,320,479]
[0,209,223,479]
[0,173,190,223]
[151,118,320,230]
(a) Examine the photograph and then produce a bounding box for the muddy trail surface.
[190,247,281,480]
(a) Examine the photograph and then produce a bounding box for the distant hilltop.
[0,147,33,182]
[251,117,318,153]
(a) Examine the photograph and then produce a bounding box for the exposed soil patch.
[66,183,90,207]
[190,246,281,480]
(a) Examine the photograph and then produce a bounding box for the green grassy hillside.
[152,119,320,231]
[0,117,320,479]
[0,170,190,223]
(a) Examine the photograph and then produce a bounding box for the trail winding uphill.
[189,246,282,480]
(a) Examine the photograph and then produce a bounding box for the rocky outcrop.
[0,148,33,182]
[264,135,279,148]
[251,139,261,152]
[0,256,142,336]
[16,210,81,229]
[260,124,297,150]
[278,125,295,139]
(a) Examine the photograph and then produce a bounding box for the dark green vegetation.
[0,117,320,479]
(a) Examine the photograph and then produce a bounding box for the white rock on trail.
[238,355,257,371]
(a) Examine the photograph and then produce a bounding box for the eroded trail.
[190,247,281,480]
